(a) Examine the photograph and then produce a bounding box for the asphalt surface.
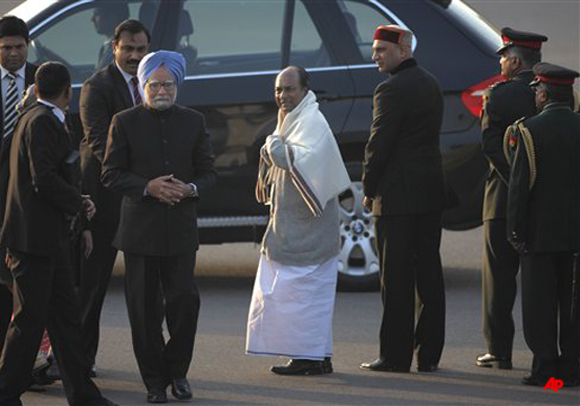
[20,229,580,406]
[1,1,579,405]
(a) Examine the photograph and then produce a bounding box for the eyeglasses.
[146,80,176,91]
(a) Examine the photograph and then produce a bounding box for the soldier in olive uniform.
[507,63,580,387]
[477,28,547,369]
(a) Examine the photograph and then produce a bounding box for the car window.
[27,0,160,84]
[178,0,285,76]
[338,0,396,63]
[289,1,332,68]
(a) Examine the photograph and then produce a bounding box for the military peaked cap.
[530,62,579,87]
[496,27,548,55]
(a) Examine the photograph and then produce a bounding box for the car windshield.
[9,0,59,23]
[446,0,502,54]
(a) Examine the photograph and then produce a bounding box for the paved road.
[20,228,580,406]
[1,1,578,405]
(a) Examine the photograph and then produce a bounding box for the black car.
[9,0,503,290]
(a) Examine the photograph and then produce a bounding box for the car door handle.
[313,90,339,100]
[198,61,220,67]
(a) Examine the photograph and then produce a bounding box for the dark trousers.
[0,251,105,406]
[79,220,119,366]
[0,284,11,355]
[375,213,446,369]
[521,252,579,381]
[482,219,520,358]
[124,252,200,391]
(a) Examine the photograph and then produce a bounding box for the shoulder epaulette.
[490,80,509,90]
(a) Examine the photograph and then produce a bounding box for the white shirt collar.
[115,61,136,84]
[1,64,26,80]
[37,99,66,124]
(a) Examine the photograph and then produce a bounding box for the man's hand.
[81,230,93,258]
[82,195,96,220]
[168,177,195,198]
[363,196,373,212]
[146,175,187,205]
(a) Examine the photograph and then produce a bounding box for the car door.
[164,0,356,219]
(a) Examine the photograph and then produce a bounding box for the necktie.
[131,76,142,105]
[3,72,19,138]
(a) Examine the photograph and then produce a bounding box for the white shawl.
[257,91,350,216]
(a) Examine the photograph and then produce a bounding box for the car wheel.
[337,162,380,291]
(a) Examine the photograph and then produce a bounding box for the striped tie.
[3,72,19,138]
[131,76,142,105]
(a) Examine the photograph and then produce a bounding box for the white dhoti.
[246,254,338,360]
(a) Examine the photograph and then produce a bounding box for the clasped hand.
[82,195,96,220]
[146,174,191,206]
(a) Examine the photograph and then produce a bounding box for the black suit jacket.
[79,63,134,223]
[363,59,446,216]
[0,63,37,283]
[507,104,580,253]
[0,103,83,257]
[102,104,216,256]
[480,70,536,221]
[0,63,38,215]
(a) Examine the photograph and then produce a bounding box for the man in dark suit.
[360,25,447,373]
[79,18,150,376]
[0,15,37,356]
[507,63,580,387]
[477,28,547,370]
[0,61,116,406]
[102,51,216,404]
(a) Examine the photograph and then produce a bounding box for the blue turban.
[137,50,186,87]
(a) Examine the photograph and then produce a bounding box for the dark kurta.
[102,104,216,256]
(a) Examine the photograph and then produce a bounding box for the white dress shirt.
[37,98,66,124]
[115,61,143,105]
[1,64,26,110]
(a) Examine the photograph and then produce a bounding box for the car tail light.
[461,74,504,117]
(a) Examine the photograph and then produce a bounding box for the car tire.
[337,161,380,292]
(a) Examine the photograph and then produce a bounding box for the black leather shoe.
[147,388,168,404]
[417,364,439,372]
[521,373,550,387]
[271,359,325,375]
[89,364,97,378]
[360,359,409,373]
[475,353,512,369]
[171,378,192,401]
[323,357,333,374]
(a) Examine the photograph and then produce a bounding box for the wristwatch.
[188,183,198,197]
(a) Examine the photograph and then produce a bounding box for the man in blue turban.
[102,50,216,403]
[138,50,186,89]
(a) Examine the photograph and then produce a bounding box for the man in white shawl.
[246,66,350,375]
